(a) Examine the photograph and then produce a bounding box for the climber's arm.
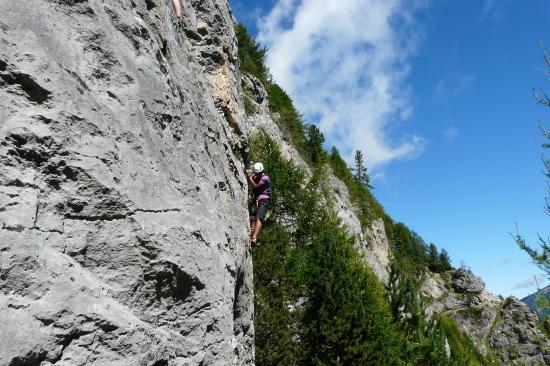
[246,172,263,189]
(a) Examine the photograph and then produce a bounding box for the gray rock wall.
[0,0,254,365]
[422,270,550,364]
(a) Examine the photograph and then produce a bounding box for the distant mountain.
[522,284,550,318]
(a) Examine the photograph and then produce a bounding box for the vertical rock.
[0,0,253,364]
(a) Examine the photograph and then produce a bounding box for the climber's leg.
[249,200,257,238]
[171,0,182,17]
[251,218,262,241]
[251,199,269,242]
[250,220,256,237]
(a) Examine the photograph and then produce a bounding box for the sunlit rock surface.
[422,270,550,364]
[0,0,254,364]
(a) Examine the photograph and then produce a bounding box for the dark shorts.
[249,199,270,222]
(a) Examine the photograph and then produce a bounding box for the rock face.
[0,1,254,365]
[242,74,392,284]
[491,297,550,365]
[422,270,550,364]
[451,268,485,294]
[3,0,545,364]
[244,75,310,174]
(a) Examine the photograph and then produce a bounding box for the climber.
[246,162,271,245]
[171,0,182,17]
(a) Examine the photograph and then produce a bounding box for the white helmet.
[253,162,264,173]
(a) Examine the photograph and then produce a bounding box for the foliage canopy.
[236,22,486,365]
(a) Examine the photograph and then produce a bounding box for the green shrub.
[243,89,258,115]
[266,83,309,157]
[438,315,494,365]
[235,22,477,365]
[251,133,405,365]
[235,23,268,84]
[386,261,467,366]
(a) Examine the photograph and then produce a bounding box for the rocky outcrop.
[0,0,254,365]
[244,75,310,173]
[451,268,485,294]
[422,270,550,364]
[242,74,392,284]
[242,74,268,107]
[491,297,550,365]
[362,218,392,284]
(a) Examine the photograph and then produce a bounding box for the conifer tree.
[305,225,403,365]
[386,261,458,365]
[515,42,550,277]
[438,249,453,271]
[251,133,405,365]
[329,147,348,178]
[305,124,326,165]
[353,150,373,189]
[235,23,268,83]
[428,243,440,272]
[412,231,428,267]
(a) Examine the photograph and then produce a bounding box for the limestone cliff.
[0,0,253,365]
[2,0,548,365]
[422,269,550,365]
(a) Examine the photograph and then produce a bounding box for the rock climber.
[246,162,271,245]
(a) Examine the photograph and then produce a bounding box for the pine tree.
[438,249,453,271]
[305,124,326,165]
[304,224,403,365]
[353,150,373,189]
[428,243,440,272]
[515,42,550,277]
[329,147,348,178]
[386,261,459,365]
[251,133,405,364]
[235,23,268,83]
[412,231,428,267]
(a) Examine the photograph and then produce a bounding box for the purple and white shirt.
[252,173,271,201]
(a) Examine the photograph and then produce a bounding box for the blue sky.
[230,0,550,298]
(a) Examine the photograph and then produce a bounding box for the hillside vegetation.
[236,23,491,365]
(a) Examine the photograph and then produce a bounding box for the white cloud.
[512,274,546,290]
[372,170,386,183]
[482,0,497,17]
[435,74,475,99]
[257,0,426,169]
[444,126,458,141]
[481,0,508,20]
